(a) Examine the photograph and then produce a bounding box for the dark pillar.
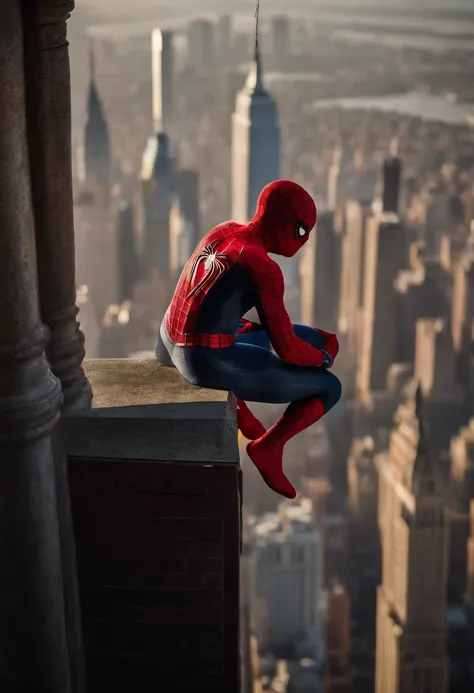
[22,0,91,413]
[0,2,71,691]
[21,3,91,692]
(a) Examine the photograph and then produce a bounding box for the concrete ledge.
[60,359,239,463]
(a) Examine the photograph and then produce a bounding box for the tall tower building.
[116,201,138,303]
[339,200,368,343]
[271,16,291,66]
[248,498,323,653]
[217,14,233,65]
[356,210,405,400]
[382,138,402,214]
[327,146,343,212]
[300,210,341,333]
[467,499,474,606]
[169,171,200,285]
[324,583,353,693]
[231,43,280,224]
[84,50,111,197]
[151,29,174,135]
[188,19,215,73]
[139,131,174,278]
[375,386,449,693]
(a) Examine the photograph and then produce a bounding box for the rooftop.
[61,359,238,464]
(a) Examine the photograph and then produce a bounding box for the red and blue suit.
[157,180,342,499]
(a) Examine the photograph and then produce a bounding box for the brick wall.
[68,458,241,693]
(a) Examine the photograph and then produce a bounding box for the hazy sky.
[79,0,472,22]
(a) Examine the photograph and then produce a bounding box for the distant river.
[334,29,474,53]
[309,91,474,126]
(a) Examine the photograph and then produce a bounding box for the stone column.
[23,0,91,413]
[22,3,90,692]
[0,2,71,691]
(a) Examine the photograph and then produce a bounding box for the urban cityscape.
[1,0,472,691]
[70,1,474,691]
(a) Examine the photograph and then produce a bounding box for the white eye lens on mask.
[296,221,308,238]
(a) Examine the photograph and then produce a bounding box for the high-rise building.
[175,169,200,243]
[347,435,380,559]
[327,147,343,212]
[300,210,341,333]
[83,50,111,199]
[451,251,474,352]
[248,498,323,654]
[375,386,449,693]
[467,499,474,606]
[74,198,119,316]
[356,210,405,400]
[447,420,474,602]
[231,43,280,224]
[169,170,200,286]
[139,131,174,278]
[151,29,174,135]
[116,200,138,303]
[217,14,233,65]
[271,16,290,66]
[188,19,215,73]
[324,583,353,693]
[338,200,369,347]
[382,138,402,214]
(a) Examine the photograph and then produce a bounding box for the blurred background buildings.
[68,1,474,690]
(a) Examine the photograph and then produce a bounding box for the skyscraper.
[169,171,200,285]
[382,138,402,214]
[217,14,233,65]
[271,16,291,67]
[375,386,449,693]
[356,210,405,399]
[467,499,474,606]
[300,210,341,333]
[188,19,215,73]
[151,28,174,135]
[83,49,111,196]
[116,200,138,303]
[324,583,353,693]
[248,498,323,654]
[139,131,174,278]
[231,43,280,224]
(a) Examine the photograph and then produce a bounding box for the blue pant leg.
[177,341,341,408]
[236,324,326,352]
[236,328,271,350]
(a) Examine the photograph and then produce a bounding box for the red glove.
[317,329,339,361]
[236,319,262,334]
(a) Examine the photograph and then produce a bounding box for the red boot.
[247,397,326,499]
[237,399,266,440]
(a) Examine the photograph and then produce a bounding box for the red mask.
[253,180,318,257]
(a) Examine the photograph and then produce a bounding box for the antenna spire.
[255,0,260,57]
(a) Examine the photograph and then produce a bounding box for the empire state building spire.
[231,39,280,223]
[244,41,265,94]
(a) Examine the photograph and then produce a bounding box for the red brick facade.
[69,458,241,693]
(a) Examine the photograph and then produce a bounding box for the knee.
[325,373,342,411]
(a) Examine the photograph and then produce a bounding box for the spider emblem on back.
[186,240,230,299]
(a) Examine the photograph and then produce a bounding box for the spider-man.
[157,180,342,499]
